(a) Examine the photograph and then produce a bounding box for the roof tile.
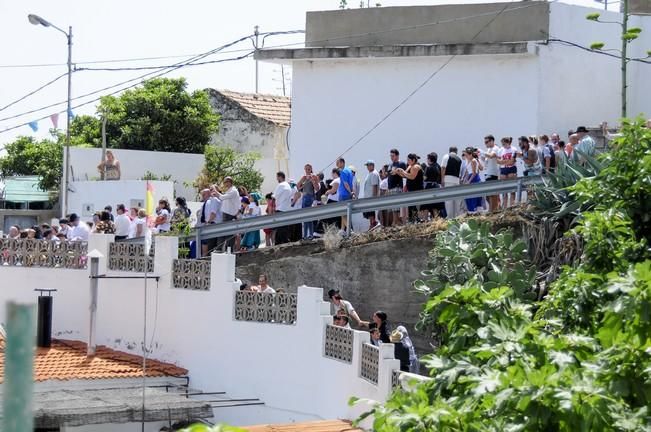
[216,90,291,126]
[0,339,187,383]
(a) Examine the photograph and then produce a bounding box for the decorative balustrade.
[0,238,87,269]
[234,291,297,325]
[108,242,153,273]
[360,343,380,385]
[324,324,354,363]
[172,259,211,290]
[392,369,401,389]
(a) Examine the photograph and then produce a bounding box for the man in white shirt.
[199,189,220,256]
[114,204,132,240]
[482,135,500,212]
[7,225,20,240]
[362,160,380,229]
[67,213,90,241]
[214,177,240,252]
[273,171,293,245]
[440,146,463,218]
[575,126,596,164]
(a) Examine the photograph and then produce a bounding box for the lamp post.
[28,14,72,218]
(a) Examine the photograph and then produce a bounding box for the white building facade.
[257,1,651,177]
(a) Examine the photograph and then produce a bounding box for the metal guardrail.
[183,176,543,244]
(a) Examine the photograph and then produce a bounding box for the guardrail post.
[346,201,353,235]
[516,178,524,203]
[195,227,201,259]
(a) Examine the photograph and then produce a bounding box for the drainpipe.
[87,250,103,356]
[35,289,57,348]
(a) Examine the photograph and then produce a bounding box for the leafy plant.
[194,145,263,193]
[0,135,63,192]
[178,424,246,432]
[141,170,173,181]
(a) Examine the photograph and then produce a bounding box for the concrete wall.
[236,238,435,352]
[209,92,289,194]
[289,51,538,177]
[68,180,174,223]
[0,235,397,427]
[537,3,651,134]
[69,147,204,200]
[306,1,550,47]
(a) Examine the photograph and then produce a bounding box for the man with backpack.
[537,135,556,174]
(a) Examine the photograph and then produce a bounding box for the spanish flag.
[145,181,155,218]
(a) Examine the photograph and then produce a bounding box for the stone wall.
[236,237,436,352]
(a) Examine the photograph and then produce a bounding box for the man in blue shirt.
[336,157,355,232]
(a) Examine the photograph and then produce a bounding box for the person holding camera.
[327,289,366,328]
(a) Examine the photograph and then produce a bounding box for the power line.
[0,35,255,125]
[318,0,522,172]
[0,29,305,70]
[0,72,69,113]
[0,52,253,134]
[548,37,651,64]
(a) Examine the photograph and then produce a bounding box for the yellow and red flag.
[145,181,155,222]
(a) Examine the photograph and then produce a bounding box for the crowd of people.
[3,126,601,251]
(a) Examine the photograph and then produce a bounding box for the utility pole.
[280,65,287,96]
[254,25,260,93]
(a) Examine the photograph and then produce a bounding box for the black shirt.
[444,154,462,178]
[388,160,407,189]
[424,163,441,185]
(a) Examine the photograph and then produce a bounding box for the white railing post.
[154,235,178,278]
[88,233,113,275]
[378,343,400,398]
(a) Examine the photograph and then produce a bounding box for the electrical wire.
[548,38,651,64]
[0,72,69,113]
[0,51,253,134]
[317,0,520,172]
[0,29,305,69]
[0,34,256,127]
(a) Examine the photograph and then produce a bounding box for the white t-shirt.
[134,217,148,237]
[482,146,500,177]
[262,286,276,294]
[114,214,131,237]
[273,181,293,212]
[363,170,380,199]
[380,177,389,192]
[156,209,171,232]
[498,146,517,166]
[329,178,340,202]
[68,222,90,241]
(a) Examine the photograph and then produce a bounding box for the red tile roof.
[0,339,187,383]
[245,420,362,432]
[217,90,291,126]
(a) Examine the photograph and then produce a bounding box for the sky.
[0,0,445,146]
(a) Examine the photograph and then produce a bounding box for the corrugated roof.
[0,176,50,202]
[244,420,362,431]
[0,338,187,383]
[216,90,291,126]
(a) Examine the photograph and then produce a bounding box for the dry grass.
[341,209,530,248]
[322,224,343,250]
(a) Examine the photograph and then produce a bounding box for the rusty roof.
[0,339,187,383]
[244,420,362,432]
[215,89,291,126]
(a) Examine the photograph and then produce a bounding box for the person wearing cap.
[67,213,90,242]
[362,160,381,230]
[574,126,596,163]
[389,329,411,372]
[328,289,364,327]
[297,163,320,239]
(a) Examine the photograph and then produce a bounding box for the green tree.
[0,136,62,192]
[96,77,219,153]
[194,145,264,193]
[356,120,651,431]
[64,114,102,148]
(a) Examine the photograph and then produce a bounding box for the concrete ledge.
[255,42,531,62]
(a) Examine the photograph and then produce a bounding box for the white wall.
[69,147,204,200]
[68,180,174,222]
[289,52,539,177]
[0,235,397,427]
[538,3,651,134]
[214,121,289,195]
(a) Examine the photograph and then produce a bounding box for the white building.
[257,1,651,177]
[208,90,291,194]
[0,235,421,430]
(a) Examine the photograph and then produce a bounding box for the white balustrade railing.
[172,259,211,290]
[360,343,380,385]
[0,238,87,269]
[108,242,153,273]
[233,291,297,324]
[324,324,354,363]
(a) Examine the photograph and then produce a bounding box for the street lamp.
[28,13,73,218]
